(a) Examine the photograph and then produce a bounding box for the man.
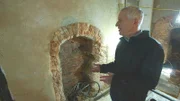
[92,6,164,101]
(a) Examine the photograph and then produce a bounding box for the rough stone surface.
[50,22,108,101]
[152,16,174,62]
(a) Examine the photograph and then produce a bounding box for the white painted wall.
[139,0,154,31]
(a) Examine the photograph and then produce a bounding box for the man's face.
[116,11,135,37]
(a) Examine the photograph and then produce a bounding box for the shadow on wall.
[61,16,78,26]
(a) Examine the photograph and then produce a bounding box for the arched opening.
[50,22,103,101]
[152,16,180,98]
[60,36,94,99]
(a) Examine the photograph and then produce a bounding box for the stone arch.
[152,15,180,62]
[50,22,102,101]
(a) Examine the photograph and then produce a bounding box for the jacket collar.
[120,30,150,42]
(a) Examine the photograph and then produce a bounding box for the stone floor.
[96,90,179,101]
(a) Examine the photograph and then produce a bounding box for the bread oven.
[50,22,104,101]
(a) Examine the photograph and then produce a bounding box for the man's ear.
[134,18,139,25]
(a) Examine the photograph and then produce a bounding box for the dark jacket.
[100,31,164,101]
[0,66,14,101]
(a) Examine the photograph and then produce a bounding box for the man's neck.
[126,30,141,38]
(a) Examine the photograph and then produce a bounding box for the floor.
[96,94,111,101]
[96,90,179,101]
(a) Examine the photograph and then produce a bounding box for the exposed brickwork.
[60,38,88,98]
[152,16,174,62]
[50,22,103,101]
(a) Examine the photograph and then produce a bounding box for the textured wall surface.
[153,0,180,23]
[0,0,118,101]
[152,16,173,62]
[50,22,109,101]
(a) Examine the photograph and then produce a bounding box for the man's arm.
[100,62,117,73]
[129,44,164,90]
[100,41,124,73]
[140,45,164,89]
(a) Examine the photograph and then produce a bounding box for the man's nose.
[115,22,118,27]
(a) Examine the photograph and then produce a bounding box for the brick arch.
[50,22,102,101]
[152,16,180,62]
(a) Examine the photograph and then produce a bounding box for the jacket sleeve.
[100,41,126,73]
[100,56,135,74]
[141,45,164,88]
[100,62,116,73]
[100,59,130,73]
[134,45,164,89]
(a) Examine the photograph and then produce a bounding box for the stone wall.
[152,16,174,62]
[50,22,108,101]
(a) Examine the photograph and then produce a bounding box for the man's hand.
[92,64,100,72]
[100,73,114,85]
